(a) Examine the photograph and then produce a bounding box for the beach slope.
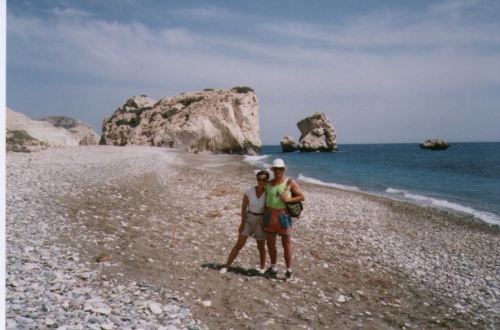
[6,147,499,329]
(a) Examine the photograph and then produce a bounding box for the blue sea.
[244,142,500,226]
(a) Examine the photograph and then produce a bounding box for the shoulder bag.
[285,178,303,218]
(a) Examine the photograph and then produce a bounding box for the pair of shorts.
[263,208,292,236]
[241,212,266,240]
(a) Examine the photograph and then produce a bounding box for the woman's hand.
[238,223,245,234]
[279,193,290,202]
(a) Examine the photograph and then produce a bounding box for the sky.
[5,0,500,144]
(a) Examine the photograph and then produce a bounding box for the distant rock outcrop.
[280,136,297,152]
[6,108,100,151]
[40,116,100,145]
[100,88,262,154]
[420,139,450,150]
[6,108,77,149]
[6,129,48,153]
[297,112,337,152]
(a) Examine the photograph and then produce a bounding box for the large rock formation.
[420,139,450,150]
[7,108,76,148]
[280,136,297,152]
[100,88,262,154]
[6,108,100,151]
[297,112,337,152]
[40,116,100,145]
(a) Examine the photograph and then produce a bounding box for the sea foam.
[386,188,500,226]
[298,174,361,192]
[243,154,269,168]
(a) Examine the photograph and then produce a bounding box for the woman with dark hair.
[220,170,270,274]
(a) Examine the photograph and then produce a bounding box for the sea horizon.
[260,140,500,147]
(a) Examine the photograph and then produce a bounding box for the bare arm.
[280,179,305,203]
[239,194,249,234]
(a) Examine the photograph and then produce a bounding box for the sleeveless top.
[246,186,266,214]
[265,178,291,209]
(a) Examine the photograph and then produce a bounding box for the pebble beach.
[5,146,500,329]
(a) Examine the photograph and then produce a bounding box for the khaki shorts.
[241,212,266,240]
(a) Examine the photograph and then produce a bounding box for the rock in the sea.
[40,116,100,145]
[6,107,98,149]
[419,139,450,150]
[297,112,337,152]
[280,136,297,152]
[100,88,262,154]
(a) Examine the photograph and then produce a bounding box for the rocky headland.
[100,87,262,155]
[6,107,100,152]
[6,146,499,329]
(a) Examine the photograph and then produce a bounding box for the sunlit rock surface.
[100,88,262,155]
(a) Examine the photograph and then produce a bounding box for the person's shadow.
[202,263,265,277]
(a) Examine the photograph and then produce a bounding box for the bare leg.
[266,233,277,265]
[256,239,266,270]
[225,235,248,268]
[282,235,292,269]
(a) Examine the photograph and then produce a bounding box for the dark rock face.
[420,139,450,150]
[280,136,297,152]
[40,116,79,129]
[297,112,337,152]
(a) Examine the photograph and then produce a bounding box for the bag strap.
[285,178,294,195]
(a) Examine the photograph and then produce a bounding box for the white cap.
[271,158,285,168]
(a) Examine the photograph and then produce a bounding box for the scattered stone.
[148,302,163,315]
[96,253,113,263]
[5,145,499,330]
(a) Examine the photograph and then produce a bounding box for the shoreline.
[255,143,500,227]
[6,146,500,329]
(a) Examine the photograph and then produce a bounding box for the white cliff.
[100,88,262,154]
[6,108,80,148]
[40,116,100,145]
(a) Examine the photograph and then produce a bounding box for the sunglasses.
[257,178,267,182]
[272,167,285,171]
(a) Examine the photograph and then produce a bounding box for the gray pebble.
[88,317,101,324]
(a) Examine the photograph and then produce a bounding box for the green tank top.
[265,179,291,209]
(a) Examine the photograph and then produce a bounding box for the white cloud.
[173,6,233,22]
[6,0,500,142]
[47,7,89,17]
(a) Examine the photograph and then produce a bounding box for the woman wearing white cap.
[263,158,305,279]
